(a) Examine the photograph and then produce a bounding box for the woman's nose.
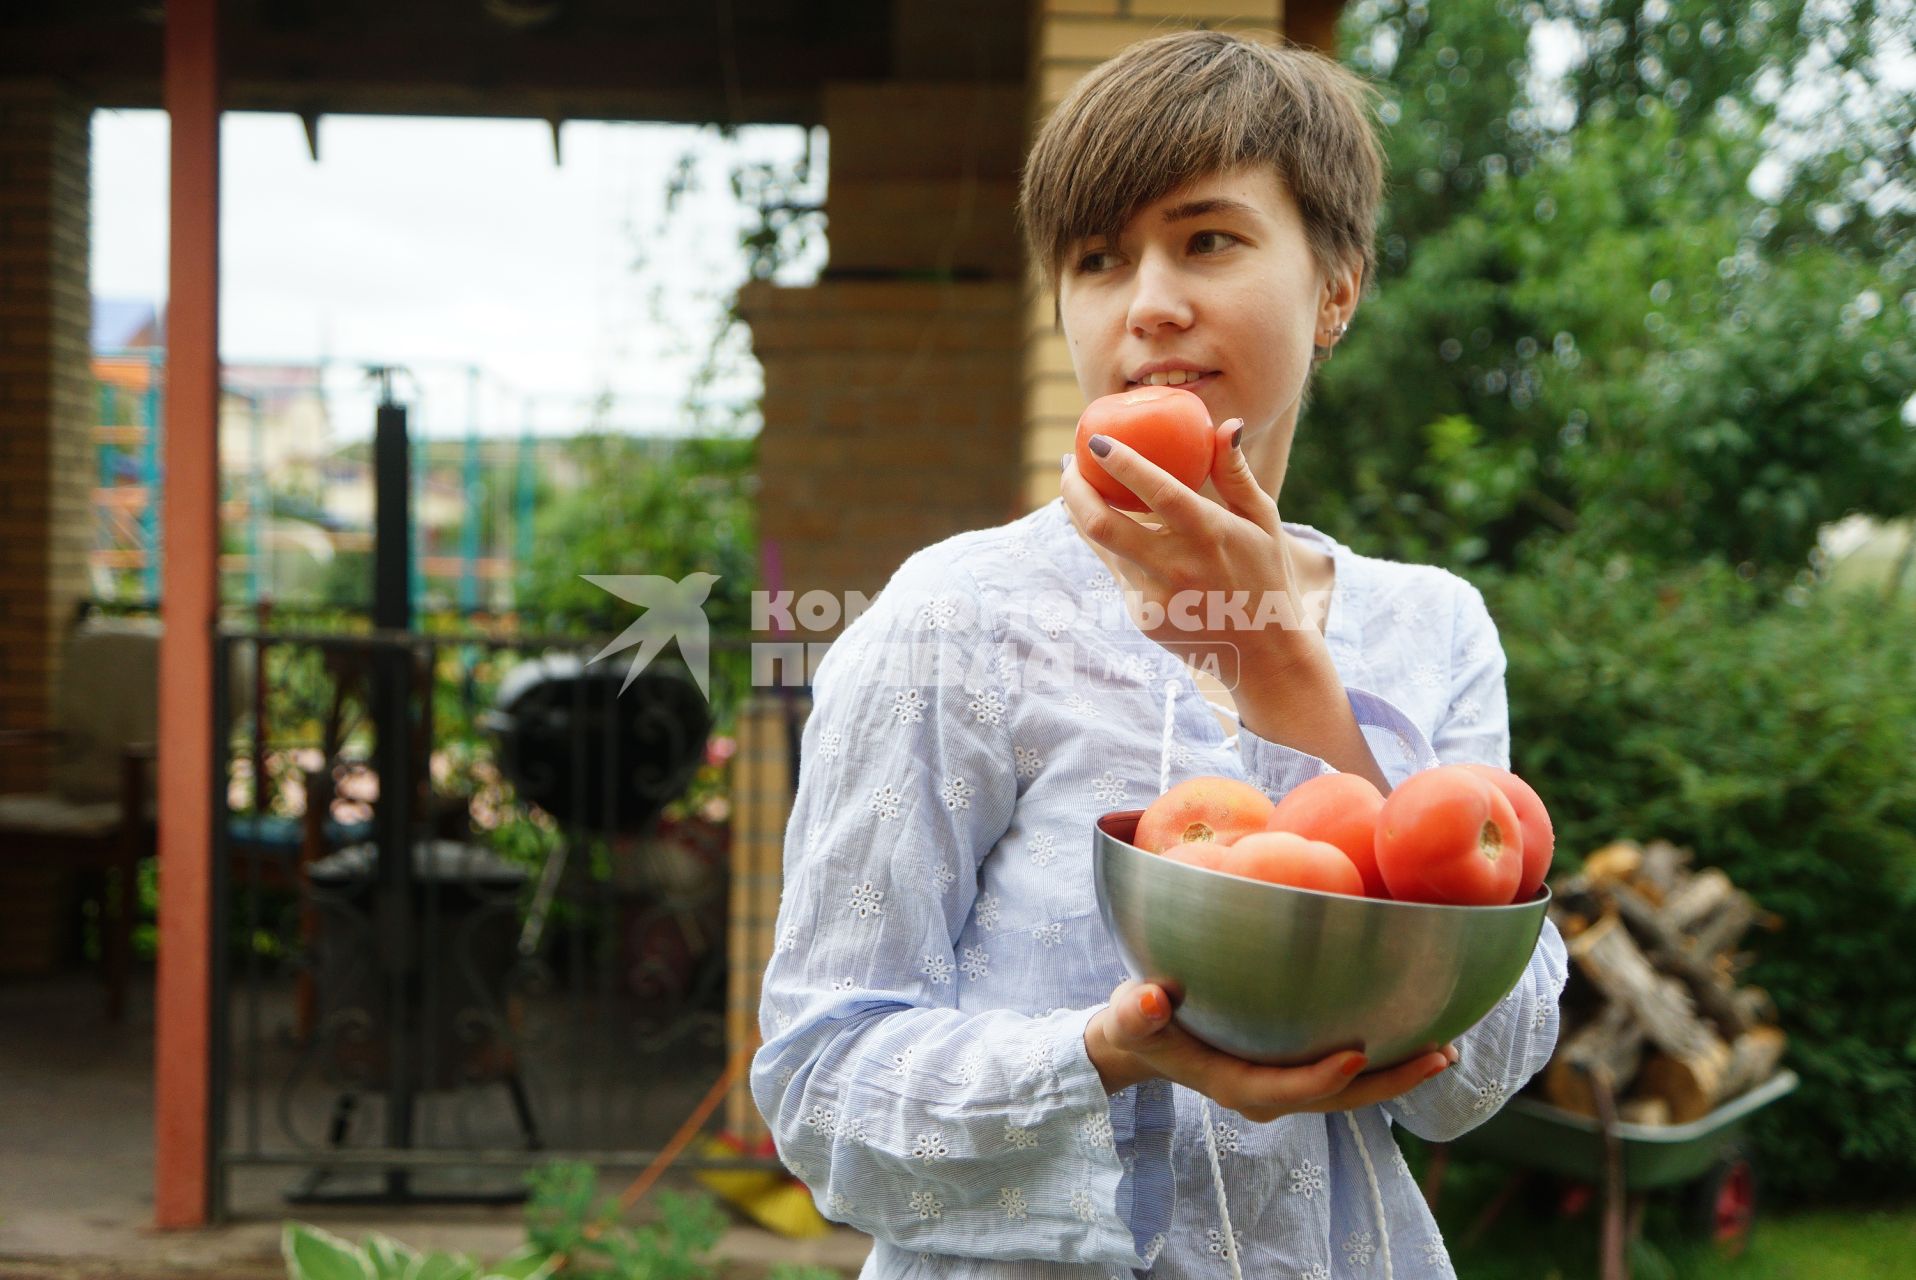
[1126,252,1195,335]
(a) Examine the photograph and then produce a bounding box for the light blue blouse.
[751,497,1568,1279]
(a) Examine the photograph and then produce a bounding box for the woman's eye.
[1192,231,1240,254]
[1075,250,1117,273]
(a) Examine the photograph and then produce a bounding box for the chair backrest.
[51,616,160,805]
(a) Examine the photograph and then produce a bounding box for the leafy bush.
[1482,545,1916,1199]
[285,1161,845,1280]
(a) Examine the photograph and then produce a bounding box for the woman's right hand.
[1086,979,1457,1122]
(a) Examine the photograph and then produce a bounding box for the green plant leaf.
[480,1245,559,1280]
[404,1252,481,1280]
[282,1223,373,1280]
[363,1234,420,1280]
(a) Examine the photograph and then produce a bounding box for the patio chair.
[0,614,159,1021]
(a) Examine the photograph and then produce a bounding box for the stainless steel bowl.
[1094,810,1550,1069]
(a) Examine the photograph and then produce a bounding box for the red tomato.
[1159,840,1230,872]
[1460,764,1555,903]
[1374,766,1524,906]
[1135,776,1275,853]
[1267,772,1389,897]
[1074,385,1215,512]
[1218,831,1366,897]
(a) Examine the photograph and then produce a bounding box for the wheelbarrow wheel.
[1687,1149,1758,1256]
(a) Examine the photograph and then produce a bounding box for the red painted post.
[154,0,221,1230]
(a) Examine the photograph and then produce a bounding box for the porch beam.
[154,0,221,1230]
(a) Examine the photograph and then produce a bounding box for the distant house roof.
[92,297,164,352]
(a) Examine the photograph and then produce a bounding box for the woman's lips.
[1126,372,1221,391]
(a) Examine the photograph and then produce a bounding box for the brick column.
[0,81,94,794]
[1019,2,1284,511]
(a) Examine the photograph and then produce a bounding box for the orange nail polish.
[1139,989,1168,1020]
[1340,1054,1367,1076]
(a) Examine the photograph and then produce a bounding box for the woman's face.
[1056,164,1359,497]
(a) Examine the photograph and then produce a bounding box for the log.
[1690,891,1763,959]
[1663,868,1734,934]
[1634,840,1690,903]
[1720,1025,1788,1101]
[1608,886,1754,1038]
[1582,842,1643,890]
[1619,1097,1671,1126]
[1567,913,1731,1105]
[1545,1001,1645,1117]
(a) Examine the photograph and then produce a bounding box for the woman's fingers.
[1204,419,1280,534]
[1061,456,1160,565]
[1078,434,1204,532]
[1101,979,1175,1052]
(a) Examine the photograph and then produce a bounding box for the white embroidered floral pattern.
[1036,605,1068,639]
[1023,1037,1054,1075]
[975,893,1000,930]
[1299,1264,1331,1280]
[1419,1238,1449,1267]
[1288,1158,1326,1199]
[921,954,953,985]
[776,923,798,954]
[957,1050,985,1085]
[1065,691,1101,720]
[941,776,975,810]
[968,689,1006,726]
[1473,1079,1509,1113]
[1004,1124,1040,1150]
[919,595,959,631]
[891,688,926,725]
[848,881,884,919]
[1015,745,1044,780]
[909,1130,949,1162]
[1028,832,1058,867]
[891,1047,915,1078]
[1206,1227,1243,1260]
[830,976,856,992]
[1410,659,1447,690]
[908,1189,944,1220]
[1092,770,1128,805]
[1449,695,1483,725]
[1345,1229,1377,1267]
[820,728,843,761]
[868,785,903,822]
[1080,1112,1115,1152]
[998,1187,1029,1220]
[801,1104,835,1137]
[1070,1188,1097,1222]
[839,1114,867,1144]
[930,862,956,893]
[1035,922,1065,948]
[1211,1117,1241,1154]
[1143,1233,1167,1266]
[786,1156,811,1182]
[959,946,991,981]
[1534,1002,1552,1031]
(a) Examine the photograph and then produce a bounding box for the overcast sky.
[90,110,826,441]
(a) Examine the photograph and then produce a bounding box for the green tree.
[1292,0,1916,585]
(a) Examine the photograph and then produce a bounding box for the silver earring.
[1312,320,1350,363]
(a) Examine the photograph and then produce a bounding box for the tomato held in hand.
[1374,765,1524,906]
[1074,385,1215,512]
[1267,772,1389,898]
[1218,831,1366,897]
[1135,776,1275,853]
[1459,764,1555,903]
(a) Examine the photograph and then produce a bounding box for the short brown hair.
[1018,29,1386,302]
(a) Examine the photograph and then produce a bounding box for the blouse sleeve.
[1382,578,1569,1142]
[749,552,1148,1270]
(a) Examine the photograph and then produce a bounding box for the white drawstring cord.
[1344,1111,1395,1280]
[1161,678,1243,1278]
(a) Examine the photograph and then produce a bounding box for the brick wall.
[0,81,93,794]
[1019,2,1283,511]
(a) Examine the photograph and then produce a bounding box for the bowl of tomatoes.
[1092,766,1554,1070]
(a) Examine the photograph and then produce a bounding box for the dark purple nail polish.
[1089,434,1113,458]
[1230,425,1244,450]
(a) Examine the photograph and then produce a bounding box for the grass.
[1425,1150,1916,1279]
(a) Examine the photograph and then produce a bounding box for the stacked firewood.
[1544,840,1788,1125]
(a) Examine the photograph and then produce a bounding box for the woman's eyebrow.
[1159,197,1262,224]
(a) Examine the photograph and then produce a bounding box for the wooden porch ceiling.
[1,0,1027,125]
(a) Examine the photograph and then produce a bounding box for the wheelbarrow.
[1429,1069,1799,1273]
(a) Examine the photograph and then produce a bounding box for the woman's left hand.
[1061,418,1319,678]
